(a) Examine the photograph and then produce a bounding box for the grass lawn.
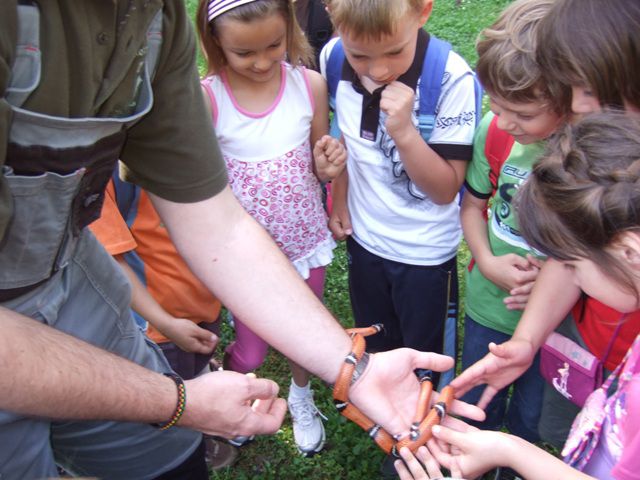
[185,0,512,478]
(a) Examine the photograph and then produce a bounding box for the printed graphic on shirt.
[379,72,476,201]
[490,164,534,252]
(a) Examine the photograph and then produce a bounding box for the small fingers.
[395,446,442,479]
[476,385,499,410]
[450,455,464,479]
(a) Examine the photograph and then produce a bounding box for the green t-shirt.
[464,112,545,335]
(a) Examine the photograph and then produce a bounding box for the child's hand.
[313,135,347,182]
[479,253,540,294]
[380,81,416,142]
[328,202,352,240]
[429,425,510,479]
[162,318,219,354]
[395,445,464,480]
[503,255,545,310]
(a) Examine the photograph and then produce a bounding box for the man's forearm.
[151,187,352,384]
[0,307,176,422]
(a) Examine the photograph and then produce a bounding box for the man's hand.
[181,371,286,438]
[449,339,536,408]
[348,349,486,438]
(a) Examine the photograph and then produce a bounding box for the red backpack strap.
[484,115,515,196]
[468,115,516,273]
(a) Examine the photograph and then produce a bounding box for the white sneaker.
[227,434,254,447]
[287,391,327,456]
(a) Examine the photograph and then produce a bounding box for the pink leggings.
[225,266,326,373]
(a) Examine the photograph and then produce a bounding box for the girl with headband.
[196,0,346,456]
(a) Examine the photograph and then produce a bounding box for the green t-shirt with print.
[464,112,545,335]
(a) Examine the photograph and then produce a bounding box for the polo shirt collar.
[340,30,430,141]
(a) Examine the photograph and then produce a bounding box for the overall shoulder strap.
[7,0,41,107]
[484,114,515,194]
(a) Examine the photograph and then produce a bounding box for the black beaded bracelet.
[154,372,186,431]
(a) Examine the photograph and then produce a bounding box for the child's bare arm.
[380,81,467,204]
[115,256,218,354]
[328,169,352,240]
[306,69,347,181]
[430,425,595,480]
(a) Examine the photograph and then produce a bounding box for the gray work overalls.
[0,4,202,478]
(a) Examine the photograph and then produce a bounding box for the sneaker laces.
[288,396,328,427]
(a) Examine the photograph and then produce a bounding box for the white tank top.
[202,63,335,278]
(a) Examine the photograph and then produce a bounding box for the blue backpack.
[325,35,483,140]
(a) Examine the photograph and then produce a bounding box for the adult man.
[0,1,477,478]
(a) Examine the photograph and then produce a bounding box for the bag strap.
[601,314,627,365]
[416,36,451,142]
[484,114,515,196]
[600,318,633,392]
[325,38,345,138]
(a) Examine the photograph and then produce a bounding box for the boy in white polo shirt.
[321,0,477,389]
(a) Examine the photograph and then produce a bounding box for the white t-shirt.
[321,36,476,265]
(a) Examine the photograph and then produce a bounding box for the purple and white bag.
[540,333,603,407]
[540,318,624,407]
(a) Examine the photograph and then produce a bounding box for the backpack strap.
[467,115,515,273]
[484,114,515,196]
[111,169,140,228]
[417,36,451,142]
[325,38,345,138]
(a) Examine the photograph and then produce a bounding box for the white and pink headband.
[207,0,260,21]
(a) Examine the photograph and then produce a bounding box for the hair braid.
[517,111,640,295]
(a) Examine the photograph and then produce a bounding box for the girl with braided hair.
[451,0,640,451]
[397,111,640,480]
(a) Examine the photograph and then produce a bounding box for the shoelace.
[289,397,328,427]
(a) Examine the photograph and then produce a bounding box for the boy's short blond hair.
[325,0,426,40]
[476,0,564,113]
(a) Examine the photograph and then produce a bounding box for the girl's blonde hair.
[325,0,426,40]
[517,111,640,296]
[475,0,562,113]
[197,0,314,75]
